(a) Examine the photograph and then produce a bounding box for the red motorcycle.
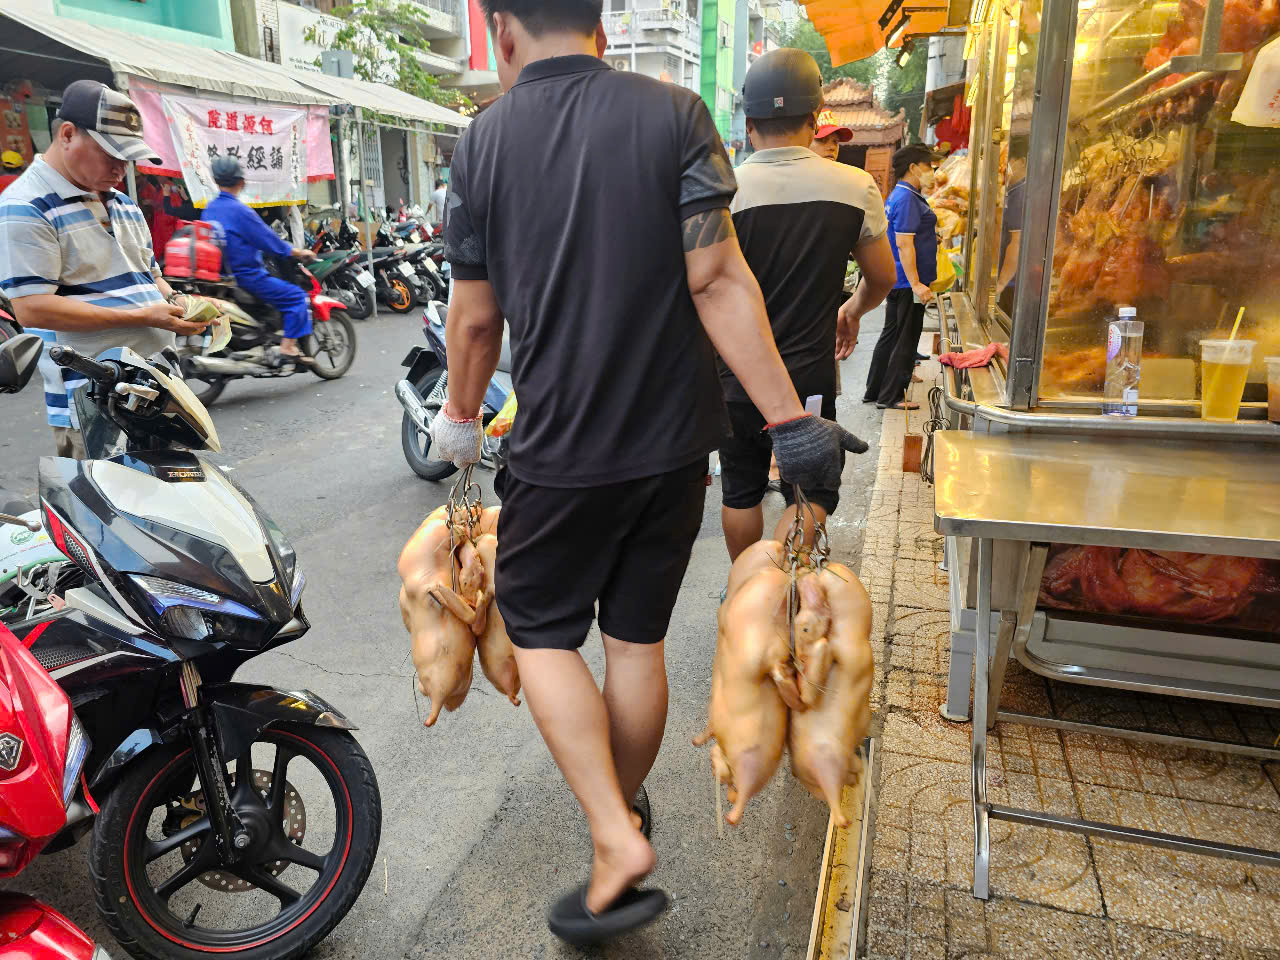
[0,623,108,959]
[0,312,111,959]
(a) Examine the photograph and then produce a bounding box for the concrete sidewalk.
[861,358,1280,959]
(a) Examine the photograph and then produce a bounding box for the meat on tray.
[1040,545,1280,625]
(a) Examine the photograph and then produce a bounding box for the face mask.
[919,170,936,192]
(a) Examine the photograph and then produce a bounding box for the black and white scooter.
[10,344,381,960]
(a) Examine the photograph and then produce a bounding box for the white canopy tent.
[1,3,339,105]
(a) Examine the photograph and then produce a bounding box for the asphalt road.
[2,303,889,960]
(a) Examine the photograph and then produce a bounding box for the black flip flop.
[632,785,651,839]
[547,885,668,946]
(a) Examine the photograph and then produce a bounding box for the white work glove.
[429,406,483,468]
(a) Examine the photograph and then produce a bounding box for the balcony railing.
[602,9,700,52]
[406,0,462,33]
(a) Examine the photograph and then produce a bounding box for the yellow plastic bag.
[485,391,517,437]
[931,244,957,294]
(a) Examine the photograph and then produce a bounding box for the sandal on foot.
[876,400,920,410]
[547,885,668,946]
[633,784,651,839]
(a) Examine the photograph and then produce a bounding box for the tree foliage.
[778,18,929,141]
[305,1,467,109]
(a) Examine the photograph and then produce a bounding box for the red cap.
[814,108,853,142]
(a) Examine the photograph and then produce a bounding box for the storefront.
[930,0,1280,909]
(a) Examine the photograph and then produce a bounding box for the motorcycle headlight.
[63,714,89,807]
[129,575,264,642]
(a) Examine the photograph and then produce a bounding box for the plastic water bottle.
[1103,307,1143,416]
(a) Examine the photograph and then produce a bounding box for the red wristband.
[442,407,481,424]
[764,413,814,430]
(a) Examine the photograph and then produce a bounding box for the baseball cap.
[56,80,161,165]
[1,151,23,170]
[814,109,853,142]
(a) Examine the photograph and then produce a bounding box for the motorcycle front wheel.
[90,726,380,960]
[400,366,458,481]
[328,277,372,321]
[304,311,357,381]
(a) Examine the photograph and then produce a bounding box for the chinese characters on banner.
[161,95,308,207]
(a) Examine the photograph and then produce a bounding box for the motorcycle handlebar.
[47,345,118,385]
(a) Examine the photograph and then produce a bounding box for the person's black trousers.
[863,288,925,406]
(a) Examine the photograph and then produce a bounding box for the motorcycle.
[396,301,511,481]
[308,250,374,321]
[0,327,114,958]
[170,258,358,407]
[12,343,381,960]
[0,620,109,960]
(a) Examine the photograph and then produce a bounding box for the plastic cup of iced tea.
[1200,339,1254,422]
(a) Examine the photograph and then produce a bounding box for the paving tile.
[892,556,951,611]
[1111,922,1241,959]
[1080,783,1280,945]
[875,751,1103,913]
[983,899,1114,959]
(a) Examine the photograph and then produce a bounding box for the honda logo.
[0,734,23,772]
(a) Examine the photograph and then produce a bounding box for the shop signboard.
[162,94,309,207]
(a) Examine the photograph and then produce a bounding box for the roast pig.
[787,563,873,827]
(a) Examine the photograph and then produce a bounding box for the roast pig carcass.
[398,505,477,726]
[695,540,805,826]
[472,533,521,706]
[787,563,873,828]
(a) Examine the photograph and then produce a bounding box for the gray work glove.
[429,407,483,468]
[767,415,869,490]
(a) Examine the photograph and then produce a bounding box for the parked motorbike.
[169,258,357,406]
[396,301,511,481]
[0,618,110,960]
[304,247,374,321]
[10,343,381,960]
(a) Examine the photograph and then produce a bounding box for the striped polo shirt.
[0,157,171,428]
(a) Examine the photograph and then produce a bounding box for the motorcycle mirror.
[0,333,44,395]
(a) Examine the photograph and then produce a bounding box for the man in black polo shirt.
[720,49,897,561]
[429,0,865,944]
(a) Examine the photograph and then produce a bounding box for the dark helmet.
[742,48,823,120]
[210,155,245,187]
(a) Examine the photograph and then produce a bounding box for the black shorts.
[495,458,707,650]
[719,398,842,516]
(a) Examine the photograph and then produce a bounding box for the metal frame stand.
[968,537,1280,900]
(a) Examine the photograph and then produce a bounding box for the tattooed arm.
[683,208,803,424]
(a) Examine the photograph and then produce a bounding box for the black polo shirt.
[445,55,736,488]
[723,146,888,404]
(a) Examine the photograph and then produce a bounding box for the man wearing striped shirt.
[0,80,207,457]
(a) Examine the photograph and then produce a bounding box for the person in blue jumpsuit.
[202,156,317,367]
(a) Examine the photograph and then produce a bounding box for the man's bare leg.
[513,646,655,914]
[722,504,765,562]
[602,634,668,807]
[771,503,828,550]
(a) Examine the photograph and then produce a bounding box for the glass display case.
[962,0,1280,416]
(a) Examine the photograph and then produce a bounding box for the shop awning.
[281,69,471,130]
[803,0,950,65]
[1,2,338,105]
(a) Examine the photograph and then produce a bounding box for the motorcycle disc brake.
[175,769,307,892]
